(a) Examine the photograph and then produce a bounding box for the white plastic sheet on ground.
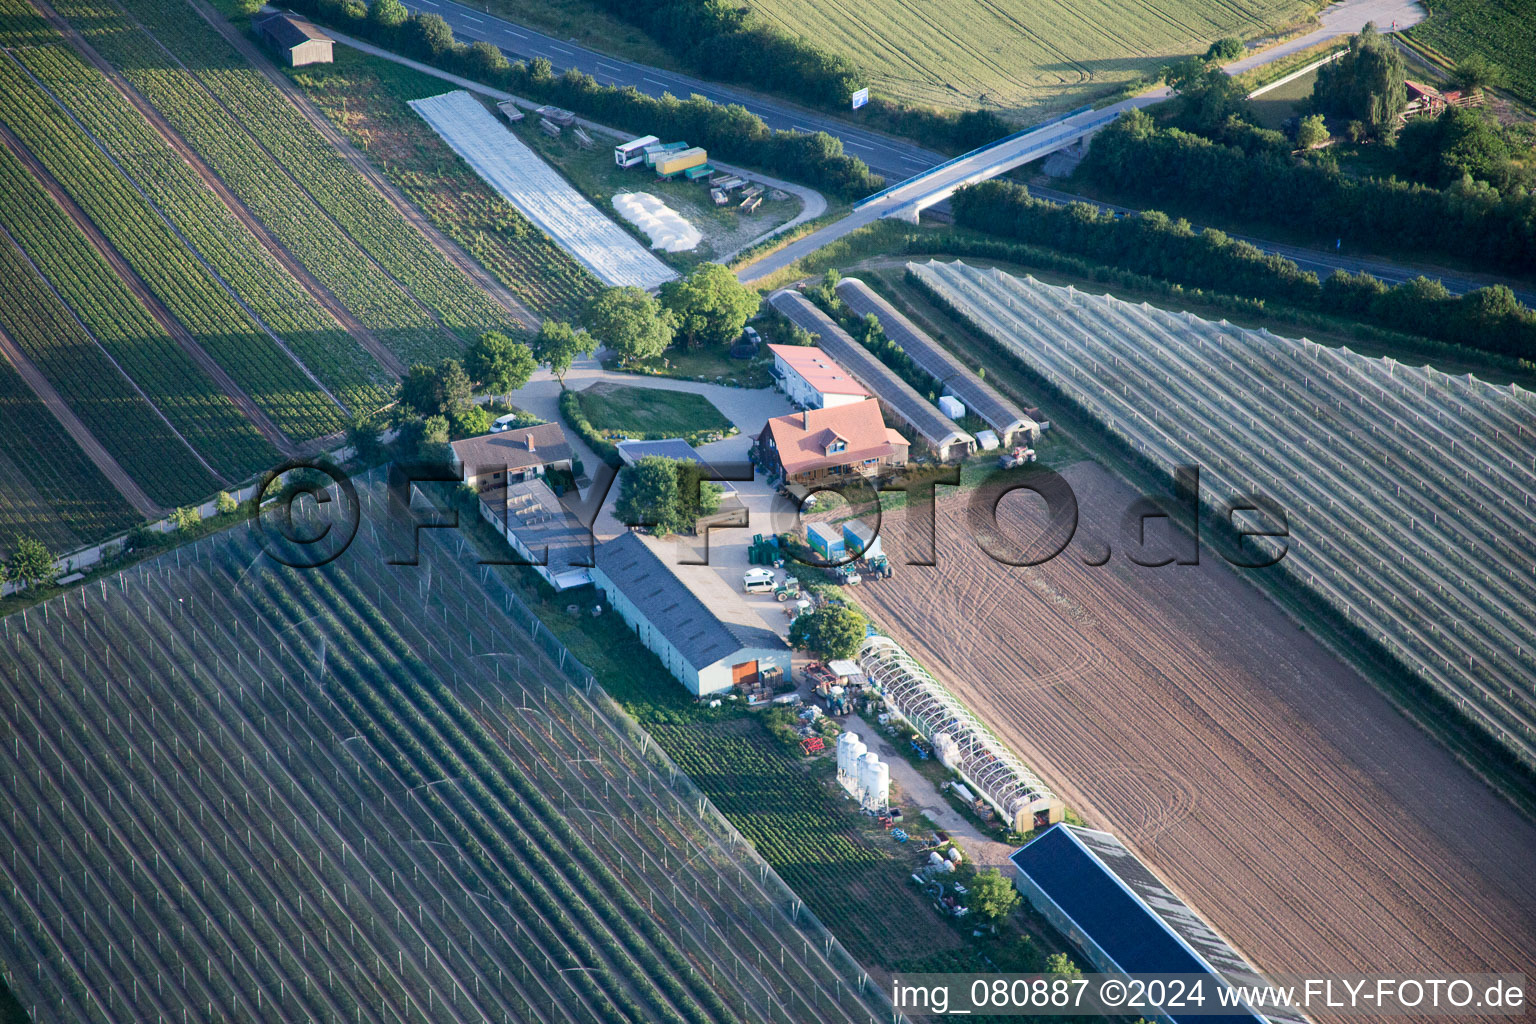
[612,192,701,253]
[409,91,676,289]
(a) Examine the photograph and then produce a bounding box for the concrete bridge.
[737,104,1123,283]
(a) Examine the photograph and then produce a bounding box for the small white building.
[767,344,869,409]
[592,532,791,695]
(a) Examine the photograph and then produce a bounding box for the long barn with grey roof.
[770,290,974,461]
[836,276,1038,445]
[1011,825,1309,1024]
[592,531,790,695]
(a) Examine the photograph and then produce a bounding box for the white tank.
[836,732,862,778]
[842,738,867,783]
[862,758,890,811]
[947,846,962,863]
[928,851,944,866]
[857,752,884,810]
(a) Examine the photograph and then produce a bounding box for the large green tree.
[4,535,59,591]
[530,320,596,387]
[658,263,760,349]
[788,604,867,660]
[466,330,537,400]
[966,867,1021,924]
[614,455,680,534]
[399,358,474,419]
[1313,24,1406,138]
[585,286,676,365]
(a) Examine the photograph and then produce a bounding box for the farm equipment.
[891,828,909,843]
[534,105,576,126]
[910,737,932,760]
[800,736,825,756]
[827,564,862,586]
[997,445,1037,469]
[773,578,801,602]
[861,554,892,579]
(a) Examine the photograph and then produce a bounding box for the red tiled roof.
[762,399,897,475]
[767,344,869,398]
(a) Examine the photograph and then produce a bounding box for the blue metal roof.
[1011,825,1297,1024]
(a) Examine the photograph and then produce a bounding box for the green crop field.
[748,0,1314,116]
[100,0,522,345]
[0,55,345,442]
[0,357,137,553]
[1405,0,1536,106]
[288,46,604,322]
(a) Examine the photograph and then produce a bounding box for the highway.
[398,0,1531,300]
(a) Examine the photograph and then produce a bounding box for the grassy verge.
[601,345,775,388]
[574,381,735,444]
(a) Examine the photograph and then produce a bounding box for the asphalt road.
[403,0,1532,301]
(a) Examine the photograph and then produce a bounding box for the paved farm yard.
[851,462,1536,1016]
[746,0,1312,116]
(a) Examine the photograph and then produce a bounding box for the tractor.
[997,445,1037,469]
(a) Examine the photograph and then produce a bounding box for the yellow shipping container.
[654,147,707,176]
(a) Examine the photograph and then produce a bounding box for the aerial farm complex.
[0,0,1534,1020]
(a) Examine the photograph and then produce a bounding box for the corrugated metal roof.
[595,532,787,671]
[1011,825,1308,1024]
[836,277,1036,439]
[769,290,972,452]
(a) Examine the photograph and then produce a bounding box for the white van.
[742,568,776,594]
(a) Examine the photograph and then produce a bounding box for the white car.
[742,568,776,594]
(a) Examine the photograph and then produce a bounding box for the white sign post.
[851,87,869,110]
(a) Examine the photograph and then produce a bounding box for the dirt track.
[852,462,1536,1018]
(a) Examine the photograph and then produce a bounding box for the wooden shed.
[255,13,333,67]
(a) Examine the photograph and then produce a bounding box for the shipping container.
[654,147,707,177]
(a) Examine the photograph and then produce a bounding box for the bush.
[559,389,619,466]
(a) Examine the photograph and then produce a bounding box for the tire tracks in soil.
[854,463,1536,1022]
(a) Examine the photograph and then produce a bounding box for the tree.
[1204,36,1244,62]
[1295,113,1329,149]
[585,287,675,365]
[676,460,723,528]
[4,535,58,591]
[529,55,554,81]
[467,39,509,77]
[170,506,201,532]
[346,410,385,465]
[614,456,680,534]
[403,12,455,59]
[530,320,596,388]
[966,867,1021,924]
[1312,24,1405,138]
[1045,952,1079,977]
[399,359,473,418]
[788,604,867,660]
[216,491,240,516]
[1169,64,1250,133]
[367,0,407,31]
[453,404,493,437]
[418,414,452,463]
[1448,55,1505,95]
[658,263,760,349]
[466,330,536,400]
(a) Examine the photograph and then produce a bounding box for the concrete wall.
[773,352,864,410]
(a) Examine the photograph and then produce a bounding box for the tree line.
[280,0,882,196]
[952,180,1536,361]
[1078,111,1536,278]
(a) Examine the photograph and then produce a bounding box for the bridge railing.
[852,104,1095,210]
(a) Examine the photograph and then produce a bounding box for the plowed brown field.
[852,462,1536,1016]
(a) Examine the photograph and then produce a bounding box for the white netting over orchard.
[410,91,675,289]
[911,258,1536,765]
